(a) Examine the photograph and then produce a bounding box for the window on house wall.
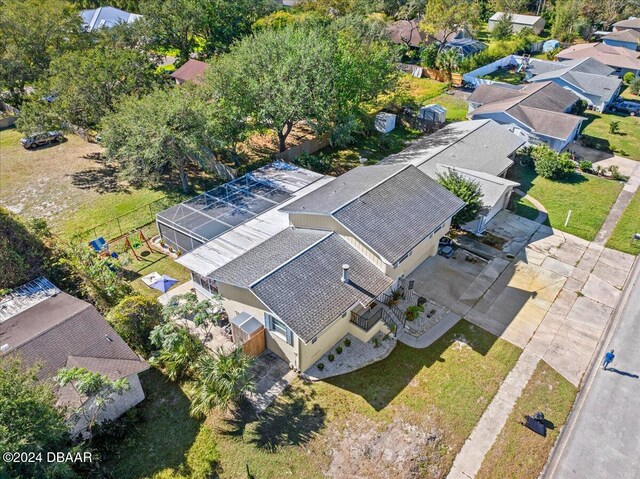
[265,313,293,345]
[393,249,413,268]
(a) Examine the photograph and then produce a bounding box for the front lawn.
[107,320,521,479]
[510,164,622,241]
[606,190,640,255]
[476,361,577,479]
[581,111,640,161]
[210,320,521,478]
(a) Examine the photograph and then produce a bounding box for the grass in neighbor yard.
[605,190,640,255]
[509,164,622,241]
[103,368,219,479]
[390,75,469,121]
[619,84,640,101]
[476,361,577,479]
[581,111,640,161]
[208,320,521,479]
[480,68,525,85]
[107,321,521,479]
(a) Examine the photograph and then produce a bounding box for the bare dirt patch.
[325,415,446,479]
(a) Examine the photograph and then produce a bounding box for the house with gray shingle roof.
[0,278,148,436]
[178,163,463,372]
[467,81,584,151]
[525,57,623,111]
[603,29,640,51]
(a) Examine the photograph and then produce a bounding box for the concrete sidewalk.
[545,257,640,479]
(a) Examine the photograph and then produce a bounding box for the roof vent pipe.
[0,344,9,354]
[341,264,350,283]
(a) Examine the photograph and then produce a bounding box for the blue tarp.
[543,40,560,52]
[149,275,178,293]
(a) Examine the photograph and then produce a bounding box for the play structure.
[90,229,152,261]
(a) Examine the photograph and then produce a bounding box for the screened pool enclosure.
[156,162,322,253]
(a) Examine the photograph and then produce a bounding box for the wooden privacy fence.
[242,329,266,357]
[397,63,463,86]
[275,135,330,162]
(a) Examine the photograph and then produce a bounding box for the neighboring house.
[488,12,546,35]
[436,165,520,234]
[381,119,525,225]
[162,162,463,372]
[526,57,623,111]
[387,19,471,49]
[602,29,640,51]
[80,6,141,31]
[613,17,640,34]
[0,278,148,437]
[467,81,584,151]
[556,43,640,77]
[170,59,209,85]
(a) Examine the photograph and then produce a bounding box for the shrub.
[578,160,593,173]
[317,363,325,370]
[328,354,335,362]
[372,336,381,348]
[491,13,513,40]
[532,145,575,179]
[623,72,636,84]
[107,295,163,355]
[630,77,640,95]
[571,100,588,116]
[420,43,438,68]
[437,171,484,227]
[344,338,351,347]
[404,304,424,321]
[295,152,332,174]
[336,346,343,354]
[609,120,620,134]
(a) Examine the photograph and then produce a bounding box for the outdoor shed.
[375,112,397,133]
[419,104,447,124]
[488,12,546,35]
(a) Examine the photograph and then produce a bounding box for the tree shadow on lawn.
[220,388,326,453]
[103,368,206,479]
[69,152,130,194]
[326,320,515,412]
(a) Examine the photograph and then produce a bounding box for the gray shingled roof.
[469,82,583,139]
[613,18,640,30]
[280,163,407,214]
[209,228,330,287]
[0,292,147,386]
[527,58,621,106]
[333,166,465,264]
[382,119,525,177]
[251,233,393,342]
[605,29,640,42]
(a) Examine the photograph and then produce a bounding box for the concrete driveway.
[466,219,635,386]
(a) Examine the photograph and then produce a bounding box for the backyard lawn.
[606,190,640,255]
[107,320,522,479]
[480,68,525,85]
[581,111,640,161]
[476,361,577,479]
[0,127,218,240]
[510,164,622,241]
[392,74,469,121]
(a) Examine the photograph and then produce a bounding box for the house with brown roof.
[556,43,640,77]
[387,19,470,49]
[170,59,209,85]
[613,17,640,34]
[467,81,584,151]
[0,278,148,436]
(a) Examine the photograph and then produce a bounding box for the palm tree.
[436,48,459,82]
[149,323,204,380]
[189,348,255,417]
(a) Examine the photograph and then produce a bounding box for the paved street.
[547,258,640,479]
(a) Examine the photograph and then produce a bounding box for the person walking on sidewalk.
[602,349,615,370]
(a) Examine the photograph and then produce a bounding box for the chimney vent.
[341,264,350,283]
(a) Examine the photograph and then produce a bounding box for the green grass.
[476,361,577,479]
[619,84,640,101]
[480,68,525,85]
[581,111,640,161]
[208,320,521,478]
[606,190,640,255]
[104,368,219,479]
[509,164,622,241]
[514,197,543,222]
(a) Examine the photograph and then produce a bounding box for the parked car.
[609,100,640,115]
[20,131,65,149]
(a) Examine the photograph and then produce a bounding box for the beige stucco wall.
[298,310,352,372]
[70,372,145,437]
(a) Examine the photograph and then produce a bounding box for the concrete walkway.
[593,164,640,245]
[448,351,540,479]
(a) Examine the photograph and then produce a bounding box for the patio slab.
[247,351,297,413]
[581,275,621,308]
[591,261,628,290]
